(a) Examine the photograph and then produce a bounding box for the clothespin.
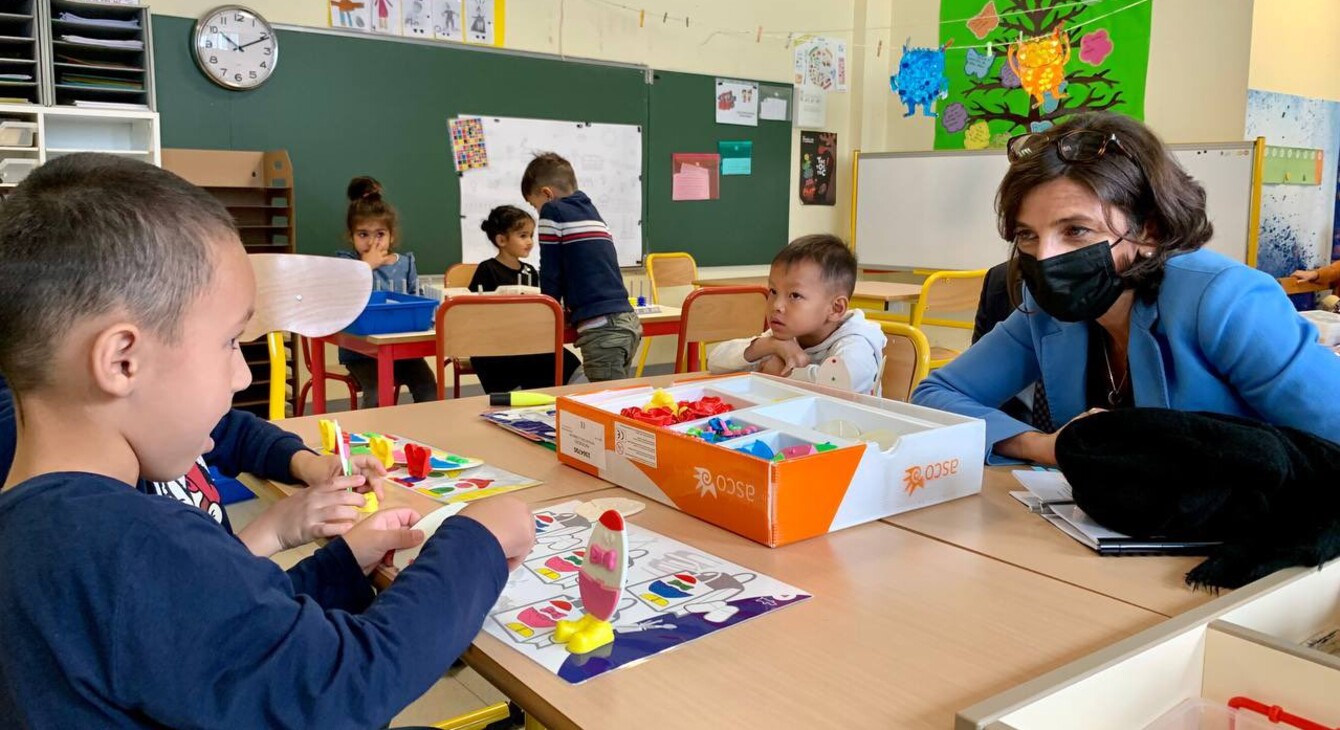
[756,25,762,43]
[876,39,883,56]
[639,9,644,27]
[785,32,794,48]
[684,16,689,28]
[662,11,667,23]
[985,40,993,57]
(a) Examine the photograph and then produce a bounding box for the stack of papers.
[61,36,144,50]
[72,100,147,110]
[58,13,141,29]
[0,74,33,81]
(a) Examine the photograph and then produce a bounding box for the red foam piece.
[404,443,431,478]
[598,509,624,531]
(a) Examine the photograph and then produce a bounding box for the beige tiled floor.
[225,500,515,728]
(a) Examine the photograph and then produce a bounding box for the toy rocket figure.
[553,509,627,654]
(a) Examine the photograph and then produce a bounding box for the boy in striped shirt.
[523,152,642,381]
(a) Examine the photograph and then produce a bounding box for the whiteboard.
[457,115,643,268]
[854,142,1260,270]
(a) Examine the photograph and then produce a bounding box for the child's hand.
[1293,269,1321,283]
[361,241,395,269]
[458,496,536,571]
[235,479,372,557]
[343,508,425,575]
[758,355,790,376]
[770,338,811,373]
[290,451,387,501]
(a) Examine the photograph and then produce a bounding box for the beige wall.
[1248,0,1340,101]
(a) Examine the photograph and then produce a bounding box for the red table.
[310,306,684,413]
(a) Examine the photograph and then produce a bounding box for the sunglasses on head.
[1006,129,1131,164]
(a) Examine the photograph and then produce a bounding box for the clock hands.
[237,34,270,52]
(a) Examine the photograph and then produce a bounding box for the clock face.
[193,6,278,91]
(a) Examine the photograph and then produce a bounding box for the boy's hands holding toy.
[237,480,375,557]
[343,508,426,574]
[291,451,387,501]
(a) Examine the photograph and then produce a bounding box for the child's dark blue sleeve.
[406,251,420,294]
[283,536,375,614]
[205,409,312,482]
[113,509,508,728]
[0,374,13,486]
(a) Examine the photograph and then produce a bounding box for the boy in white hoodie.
[709,234,887,393]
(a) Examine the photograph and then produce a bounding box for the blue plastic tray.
[345,291,438,335]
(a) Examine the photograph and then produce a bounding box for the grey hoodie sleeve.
[707,335,766,374]
[786,332,884,394]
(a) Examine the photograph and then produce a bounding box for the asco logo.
[902,458,960,494]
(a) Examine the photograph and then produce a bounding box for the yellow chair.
[245,254,372,420]
[430,702,512,729]
[446,262,479,289]
[635,252,699,377]
[877,321,931,402]
[906,269,987,370]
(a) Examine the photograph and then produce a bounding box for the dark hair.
[481,205,534,246]
[346,175,401,248]
[772,234,858,298]
[998,112,1213,302]
[520,152,577,198]
[0,153,235,392]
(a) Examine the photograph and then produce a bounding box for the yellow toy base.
[355,492,379,514]
[553,613,614,655]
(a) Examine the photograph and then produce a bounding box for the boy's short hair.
[520,152,578,198]
[773,234,857,298]
[0,153,236,392]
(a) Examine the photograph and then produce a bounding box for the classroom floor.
[224,499,519,729]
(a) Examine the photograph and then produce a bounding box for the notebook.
[1010,470,1221,556]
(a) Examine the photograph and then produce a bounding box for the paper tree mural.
[933,0,1152,150]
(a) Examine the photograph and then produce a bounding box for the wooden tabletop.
[349,305,683,346]
[244,379,1173,729]
[469,487,1160,730]
[884,468,1218,617]
[693,277,923,303]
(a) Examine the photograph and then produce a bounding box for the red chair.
[293,336,401,416]
[673,286,770,373]
[434,294,565,400]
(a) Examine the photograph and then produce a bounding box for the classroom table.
[884,467,1219,618]
[308,305,683,414]
[692,276,923,309]
[246,378,1174,729]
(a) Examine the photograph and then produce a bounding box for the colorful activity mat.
[338,431,541,503]
[484,500,811,684]
[480,406,558,448]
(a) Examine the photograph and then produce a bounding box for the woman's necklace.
[1100,336,1129,407]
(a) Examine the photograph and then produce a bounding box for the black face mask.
[1017,240,1126,322]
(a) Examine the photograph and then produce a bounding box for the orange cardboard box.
[556,373,985,547]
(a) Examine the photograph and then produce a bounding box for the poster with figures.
[402,0,434,38]
[792,37,848,93]
[715,78,759,127]
[465,0,502,46]
[799,130,837,206]
[483,501,810,684]
[329,0,371,31]
[933,0,1151,150]
[435,0,464,42]
[369,0,401,34]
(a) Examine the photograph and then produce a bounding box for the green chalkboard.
[646,71,791,266]
[153,18,790,272]
[153,16,647,275]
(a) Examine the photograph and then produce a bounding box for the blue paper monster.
[890,41,950,118]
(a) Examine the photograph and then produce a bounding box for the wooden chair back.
[674,286,769,373]
[434,294,564,398]
[445,262,479,289]
[878,321,931,402]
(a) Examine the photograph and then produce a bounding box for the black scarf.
[1055,409,1340,589]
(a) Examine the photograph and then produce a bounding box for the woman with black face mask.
[911,112,1340,466]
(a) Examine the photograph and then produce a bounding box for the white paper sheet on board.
[455,114,643,267]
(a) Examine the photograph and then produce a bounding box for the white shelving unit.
[0,101,158,190]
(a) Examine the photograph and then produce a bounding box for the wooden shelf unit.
[162,148,298,419]
[0,0,41,105]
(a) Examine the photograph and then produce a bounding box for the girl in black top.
[468,206,581,392]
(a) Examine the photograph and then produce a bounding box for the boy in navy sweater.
[1,366,390,557]
[0,153,535,728]
[523,152,642,381]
